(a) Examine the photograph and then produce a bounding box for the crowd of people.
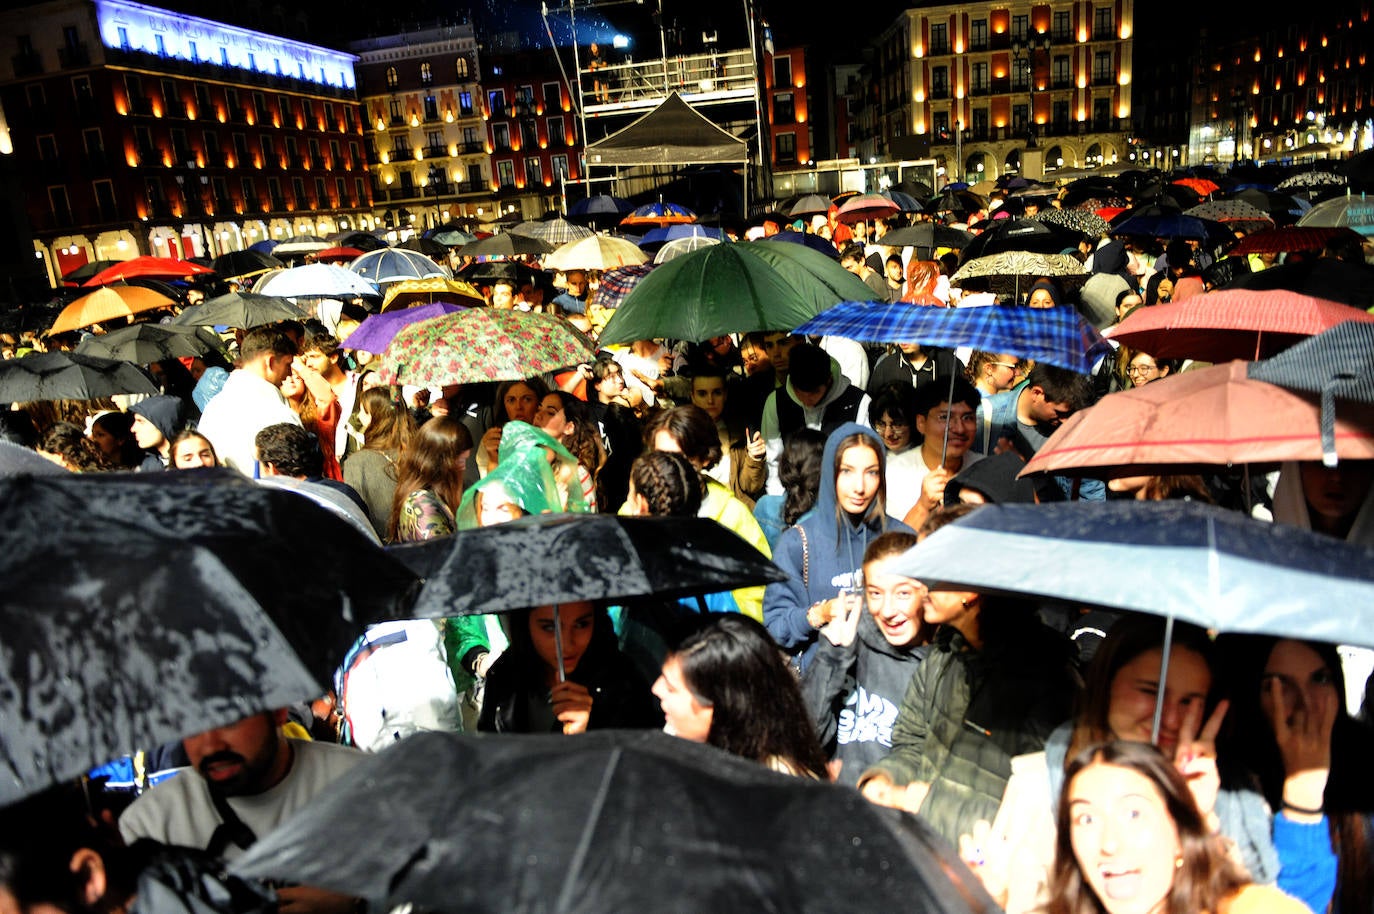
[1,181,1372,914]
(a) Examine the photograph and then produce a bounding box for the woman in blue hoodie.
[764,422,913,672]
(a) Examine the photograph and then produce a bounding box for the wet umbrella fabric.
[0,351,159,401]
[83,256,215,287]
[786,194,834,217]
[1031,208,1111,237]
[957,219,1082,261]
[74,323,216,364]
[171,292,308,329]
[619,201,697,227]
[1227,226,1362,256]
[61,260,123,286]
[211,250,284,280]
[376,308,595,386]
[1221,257,1374,309]
[950,251,1088,301]
[760,230,840,259]
[379,277,485,312]
[880,223,976,251]
[542,235,647,272]
[587,264,657,310]
[50,285,178,334]
[0,440,68,476]
[233,729,999,914]
[254,264,380,299]
[890,500,1374,649]
[342,301,467,354]
[509,218,594,246]
[456,233,557,258]
[1296,193,1374,235]
[390,513,786,619]
[349,248,450,283]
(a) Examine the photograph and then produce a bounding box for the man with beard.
[118,710,361,865]
[898,376,983,530]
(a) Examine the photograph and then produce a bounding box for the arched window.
[385,67,398,88]
[455,56,469,79]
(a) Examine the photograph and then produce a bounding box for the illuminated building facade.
[764,47,811,169]
[0,0,371,285]
[862,0,1135,182]
[351,24,494,231]
[479,50,582,218]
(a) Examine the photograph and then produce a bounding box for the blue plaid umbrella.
[793,302,1106,374]
[588,263,658,310]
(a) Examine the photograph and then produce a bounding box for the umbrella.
[247,239,279,255]
[881,223,976,251]
[794,302,1106,374]
[1172,177,1220,196]
[760,230,840,259]
[587,263,657,310]
[1226,225,1362,256]
[391,513,786,619]
[211,250,284,280]
[880,189,923,213]
[950,251,1088,301]
[891,500,1374,650]
[1295,193,1374,235]
[329,230,388,252]
[786,194,836,218]
[74,323,216,364]
[426,228,477,247]
[233,730,998,914]
[927,188,988,219]
[0,351,158,401]
[1276,172,1347,191]
[1032,209,1111,237]
[543,235,647,272]
[835,193,900,224]
[1221,257,1374,309]
[1104,288,1374,361]
[598,240,876,345]
[254,264,380,299]
[1110,212,1231,244]
[60,260,123,287]
[271,236,330,257]
[509,217,594,246]
[620,201,697,227]
[342,301,467,354]
[171,292,308,329]
[456,233,557,258]
[1248,321,1374,466]
[376,308,596,386]
[379,277,485,312]
[0,527,323,806]
[349,248,451,283]
[1184,199,1273,233]
[637,224,726,248]
[654,235,721,262]
[1021,360,1374,478]
[49,285,177,334]
[0,439,68,476]
[315,246,365,264]
[1231,188,1309,220]
[958,219,1083,262]
[567,194,634,223]
[82,256,215,287]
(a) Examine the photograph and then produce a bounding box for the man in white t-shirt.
[898,374,984,530]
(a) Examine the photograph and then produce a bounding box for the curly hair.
[37,421,108,471]
[544,391,605,483]
[629,451,703,517]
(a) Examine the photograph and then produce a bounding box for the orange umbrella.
[1022,361,1374,478]
[82,256,215,287]
[1171,177,1219,196]
[49,286,177,334]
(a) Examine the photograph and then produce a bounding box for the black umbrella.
[0,527,324,806]
[0,470,419,683]
[74,323,218,364]
[457,233,557,258]
[234,729,999,914]
[391,513,786,619]
[397,236,449,257]
[881,222,976,252]
[171,291,308,330]
[210,250,283,279]
[1222,257,1374,309]
[0,439,67,476]
[0,351,159,401]
[329,230,388,252]
[60,260,124,286]
[958,218,1082,262]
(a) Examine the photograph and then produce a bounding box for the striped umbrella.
[510,218,595,245]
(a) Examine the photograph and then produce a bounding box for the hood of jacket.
[855,604,930,662]
[129,395,187,442]
[798,422,901,585]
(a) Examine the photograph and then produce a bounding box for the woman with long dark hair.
[387,416,471,543]
[534,390,604,511]
[344,386,415,538]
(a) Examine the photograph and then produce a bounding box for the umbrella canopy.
[1276,172,1347,191]
[958,219,1083,262]
[950,252,1088,301]
[376,308,595,386]
[50,285,177,334]
[271,236,331,257]
[254,263,380,299]
[1032,208,1111,237]
[880,223,976,251]
[456,233,557,258]
[1230,188,1309,220]
[329,230,388,252]
[1172,177,1220,196]
[509,217,595,246]
[543,235,648,272]
[1221,257,1374,309]
[587,263,658,310]
[0,351,159,401]
[315,246,365,264]
[620,201,697,227]
[891,501,1374,649]
[379,277,485,312]
[1227,225,1362,256]
[567,194,634,219]
[171,292,308,329]
[342,301,467,354]
[928,188,988,219]
[1022,360,1374,478]
[598,240,876,344]
[349,248,450,283]
[835,193,900,224]
[74,323,216,364]
[1184,199,1273,233]
[1105,288,1374,361]
[1248,321,1374,466]
[654,235,722,262]
[1111,212,1231,244]
[637,224,726,248]
[1296,193,1374,235]
[794,302,1106,374]
[82,256,215,287]
[786,193,835,218]
[880,189,924,212]
[233,729,997,914]
[60,260,123,286]
[391,513,786,618]
[211,250,284,280]
[426,228,477,247]
[761,230,840,259]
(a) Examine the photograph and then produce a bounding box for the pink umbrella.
[835,193,901,225]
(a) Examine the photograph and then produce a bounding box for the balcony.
[84,150,110,170]
[423,109,441,123]
[457,179,487,195]
[969,83,991,97]
[366,150,383,165]
[146,199,172,218]
[389,114,405,127]
[388,188,416,202]
[135,145,160,166]
[389,147,412,160]
[269,195,287,211]
[459,141,484,155]
[928,42,950,56]
[1052,78,1073,90]
[1091,27,1116,42]
[204,149,226,167]
[58,43,89,68]
[929,87,949,100]
[130,96,154,116]
[424,144,447,158]
[228,107,249,124]
[95,203,119,223]
[1091,72,1116,86]
[12,51,42,76]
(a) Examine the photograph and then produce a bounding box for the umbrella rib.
[555,746,621,914]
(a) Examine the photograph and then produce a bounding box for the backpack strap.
[205,790,257,857]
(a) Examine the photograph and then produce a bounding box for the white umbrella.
[254,263,380,298]
[543,235,647,272]
[654,235,721,263]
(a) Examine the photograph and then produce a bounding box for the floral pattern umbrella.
[1032,208,1111,237]
[376,308,596,387]
[950,251,1088,301]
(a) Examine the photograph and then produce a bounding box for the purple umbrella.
[343,302,468,354]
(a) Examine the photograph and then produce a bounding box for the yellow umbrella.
[49,286,176,334]
[380,277,485,313]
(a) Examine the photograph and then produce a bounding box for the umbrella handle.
[553,603,567,683]
[1149,615,1175,745]
[940,369,956,466]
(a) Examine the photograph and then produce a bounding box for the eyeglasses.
[991,361,1022,371]
[873,420,908,432]
[1126,363,1158,377]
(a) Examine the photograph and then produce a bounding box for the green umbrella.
[598,240,876,344]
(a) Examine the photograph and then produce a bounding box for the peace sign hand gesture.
[1173,699,1228,824]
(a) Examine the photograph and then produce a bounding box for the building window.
[520,119,537,151]
[929,23,948,55]
[1094,6,1114,38]
[1052,11,1071,41]
[772,55,791,86]
[493,123,510,151]
[972,108,988,139]
[1094,96,1112,127]
[463,126,479,148]
[459,91,474,116]
[1053,55,1071,88]
[386,67,398,88]
[1052,99,1070,130]
[344,106,354,130]
[487,89,506,116]
[551,155,568,180]
[241,177,256,206]
[1012,103,1029,132]
[930,66,948,98]
[279,96,291,124]
[547,117,565,147]
[497,159,515,187]
[424,95,439,120]
[932,110,949,138]
[525,156,542,186]
[426,130,442,152]
[49,186,72,223]
[355,177,367,203]
[455,56,469,79]
[389,98,402,122]
[1011,14,1029,41]
[971,61,988,93]
[774,132,796,164]
[467,163,483,186]
[773,92,795,123]
[1093,51,1113,83]
[543,81,561,109]
[970,19,988,50]
[420,62,432,85]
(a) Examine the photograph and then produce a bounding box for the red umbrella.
[83,256,215,287]
[1228,226,1363,256]
[1021,360,1374,478]
[316,247,365,264]
[1104,288,1374,361]
[1172,177,1219,196]
[835,193,900,225]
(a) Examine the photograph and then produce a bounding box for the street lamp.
[427,164,447,227]
[1010,34,1050,147]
